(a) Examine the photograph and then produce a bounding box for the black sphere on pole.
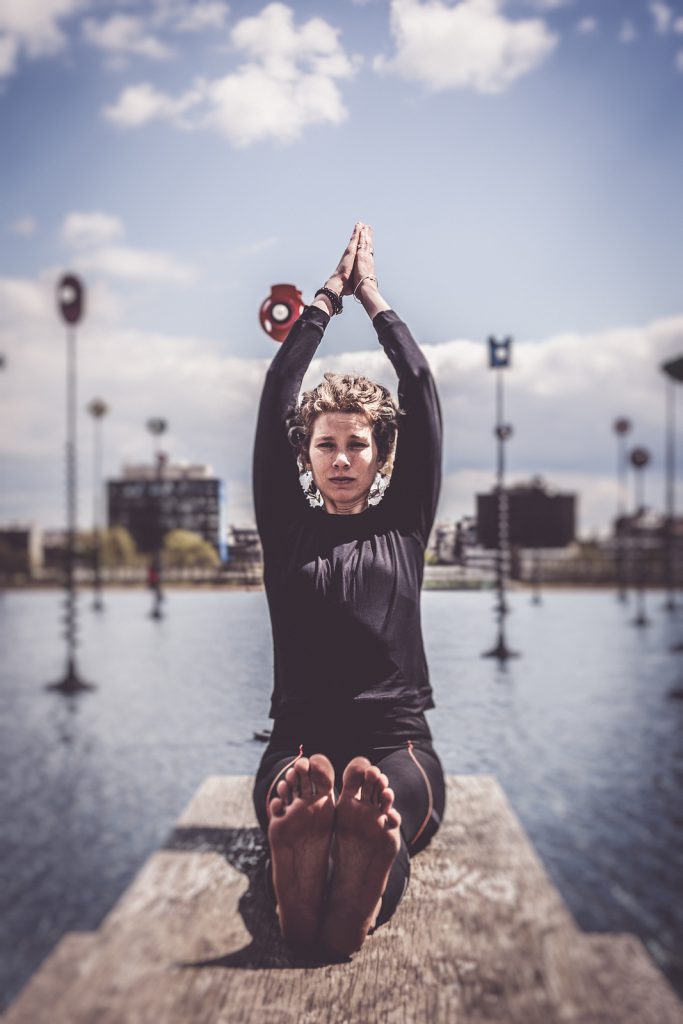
[48,274,94,694]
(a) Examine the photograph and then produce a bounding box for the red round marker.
[259,284,304,343]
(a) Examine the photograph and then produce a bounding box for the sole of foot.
[268,753,336,949]
[322,756,402,958]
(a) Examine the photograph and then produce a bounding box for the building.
[227,526,263,566]
[107,462,226,559]
[476,477,576,549]
[0,524,43,577]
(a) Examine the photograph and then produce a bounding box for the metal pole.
[483,344,517,660]
[531,544,542,605]
[65,325,77,673]
[88,399,109,612]
[92,412,103,611]
[665,378,676,611]
[617,432,626,600]
[49,320,92,692]
[151,451,164,620]
[613,418,631,602]
[49,274,93,693]
[631,447,651,628]
[146,417,167,621]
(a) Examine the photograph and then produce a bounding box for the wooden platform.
[4,776,683,1024]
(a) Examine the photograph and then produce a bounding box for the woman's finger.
[357,225,375,270]
[334,223,364,294]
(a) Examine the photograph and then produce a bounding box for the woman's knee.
[377,743,446,853]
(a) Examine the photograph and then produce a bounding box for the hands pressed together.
[313,222,390,320]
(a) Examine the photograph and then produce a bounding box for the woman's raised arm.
[352,225,442,542]
[252,224,363,549]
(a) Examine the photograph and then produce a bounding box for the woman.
[252,222,446,959]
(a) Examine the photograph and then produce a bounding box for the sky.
[0,0,682,536]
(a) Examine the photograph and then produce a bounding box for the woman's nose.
[333,450,350,468]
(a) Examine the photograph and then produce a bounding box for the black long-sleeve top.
[253,305,442,718]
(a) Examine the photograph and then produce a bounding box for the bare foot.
[268,753,336,948]
[322,756,402,958]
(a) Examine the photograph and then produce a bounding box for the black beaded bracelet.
[314,286,343,315]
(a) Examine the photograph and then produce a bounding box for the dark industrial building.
[476,478,576,549]
[107,463,226,559]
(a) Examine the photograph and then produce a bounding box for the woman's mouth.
[330,476,354,484]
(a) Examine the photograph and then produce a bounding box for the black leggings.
[253,705,446,927]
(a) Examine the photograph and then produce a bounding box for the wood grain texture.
[4,776,682,1024]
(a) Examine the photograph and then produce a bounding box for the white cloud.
[82,14,174,61]
[373,0,558,95]
[167,1,230,33]
[235,236,278,257]
[8,214,37,237]
[619,19,637,43]
[76,245,197,284]
[0,31,18,76]
[650,1,672,33]
[102,3,359,146]
[0,0,87,79]
[61,210,197,284]
[525,0,570,8]
[674,16,683,33]
[576,16,597,35]
[104,81,201,127]
[61,211,124,247]
[201,60,350,147]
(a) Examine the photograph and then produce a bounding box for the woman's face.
[307,411,382,514]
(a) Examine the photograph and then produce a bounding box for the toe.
[384,807,401,831]
[295,758,313,799]
[379,786,395,815]
[375,773,389,804]
[341,756,371,799]
[361,766,381,802]
[270,796,285,819]
[285,766,301,798]
[276,779,291,805]
[309,753,335,798]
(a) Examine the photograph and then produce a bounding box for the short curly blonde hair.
[288,372,401,469]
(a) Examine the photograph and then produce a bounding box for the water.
[1,588,682,1008]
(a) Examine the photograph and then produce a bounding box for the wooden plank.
[542,932,683,1024]
[0,934,96,1023]
[4,776,682,1024]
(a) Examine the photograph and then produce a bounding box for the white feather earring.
[297,455,324,509]
[368,471,390,506]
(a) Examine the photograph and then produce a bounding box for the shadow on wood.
[164,825,332,971]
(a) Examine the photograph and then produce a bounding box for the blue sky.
[1,0,682,533]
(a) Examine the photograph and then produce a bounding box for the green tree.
[100,526,139,567]
[163,530,219,569]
